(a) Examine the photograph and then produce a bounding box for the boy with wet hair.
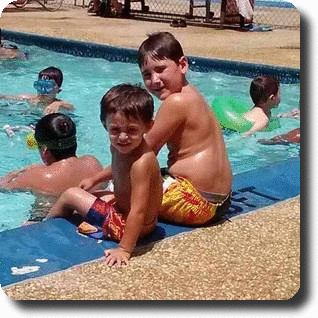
[0,113,103,198]
[138,31,232,226]
[47,84,162,267]
[244,75,280,136]
[0,66,74,115]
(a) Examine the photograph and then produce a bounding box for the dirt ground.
[1,5,300,67]
[0,4,300,300]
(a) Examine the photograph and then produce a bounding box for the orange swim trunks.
[160,176,231,226]
[85,198,126,241]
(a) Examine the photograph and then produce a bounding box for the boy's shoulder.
[244,106,269,124]
[131,148,158,174]
[45,99,74,113]
[162,86,201,110]
[77,155,103,168]
[48,99,73,107]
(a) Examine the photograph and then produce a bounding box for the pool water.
[0,42,300,231]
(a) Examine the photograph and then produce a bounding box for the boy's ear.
[268,94,276,105]
[40,146,52,164]
[178,56,189,74]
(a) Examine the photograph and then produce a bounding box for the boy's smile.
[106,112,149,154]
[140,56,188,100]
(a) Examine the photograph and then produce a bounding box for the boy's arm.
[0,94,32,101]
[79,165,112,190]
[44,100,75,115]
[145,95,186,154]
[0,165,45,192]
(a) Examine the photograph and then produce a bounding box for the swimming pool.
[0,33,300,232]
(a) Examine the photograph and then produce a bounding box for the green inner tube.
[211,96,280,133]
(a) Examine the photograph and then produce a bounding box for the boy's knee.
[61,187,81,201]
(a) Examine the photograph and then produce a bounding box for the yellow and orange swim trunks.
[160,175,231,226]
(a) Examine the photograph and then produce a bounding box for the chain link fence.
[65,0,299,29]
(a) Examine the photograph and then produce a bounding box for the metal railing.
[67,0,300,30]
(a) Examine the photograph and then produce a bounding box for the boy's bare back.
[1,155,103,196]
[146,84,232,195]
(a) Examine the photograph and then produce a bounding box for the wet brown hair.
[38,66,63,88]
[137,32,184,67]
[35,113,77,160]
[100,83,154,127]
[250,75,280,105]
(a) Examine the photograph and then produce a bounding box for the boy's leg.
[46,187,96,219]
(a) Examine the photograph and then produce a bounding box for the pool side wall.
[2,29,300,84]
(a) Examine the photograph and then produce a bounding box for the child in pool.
[137,31,232,225]
[0,28,27,60]
[0,66,74,115]
[0,113,104,220]
[244,75,281,137]
[47,84,163,267]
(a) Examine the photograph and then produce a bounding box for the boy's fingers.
[122,258,128,266]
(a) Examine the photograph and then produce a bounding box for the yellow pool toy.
[25,132,38,150]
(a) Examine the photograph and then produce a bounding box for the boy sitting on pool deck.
[0,66,74,115]
[137,31,232,226]
[46,84,163,267]
[243,75,281,137]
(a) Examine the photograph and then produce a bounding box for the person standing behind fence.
[88,0,123,16]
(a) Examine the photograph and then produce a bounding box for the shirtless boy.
[47,84,162,267]
[0,113,103,197]
[0,66,74,115]
[244,75,281,136]
[138,32,232,225]
[0,28,27,60]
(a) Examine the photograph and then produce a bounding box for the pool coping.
[0,157,300,288]
[1,29,300,84]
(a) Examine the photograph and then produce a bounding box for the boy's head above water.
[34,113,77,162]
[34,66,63,96]
[100,84,154,154]
[250,75,280,109]
[138,32,189,100]
[38,66,63,87]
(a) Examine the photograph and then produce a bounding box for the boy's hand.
[104,247,131,267]
[44,101,61,115]
[79,177,94,190]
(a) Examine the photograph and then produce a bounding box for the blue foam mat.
[0,157,300,288]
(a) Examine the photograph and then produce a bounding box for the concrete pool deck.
[0,5,300,300]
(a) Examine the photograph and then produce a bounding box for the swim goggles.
[33,79,56,95]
